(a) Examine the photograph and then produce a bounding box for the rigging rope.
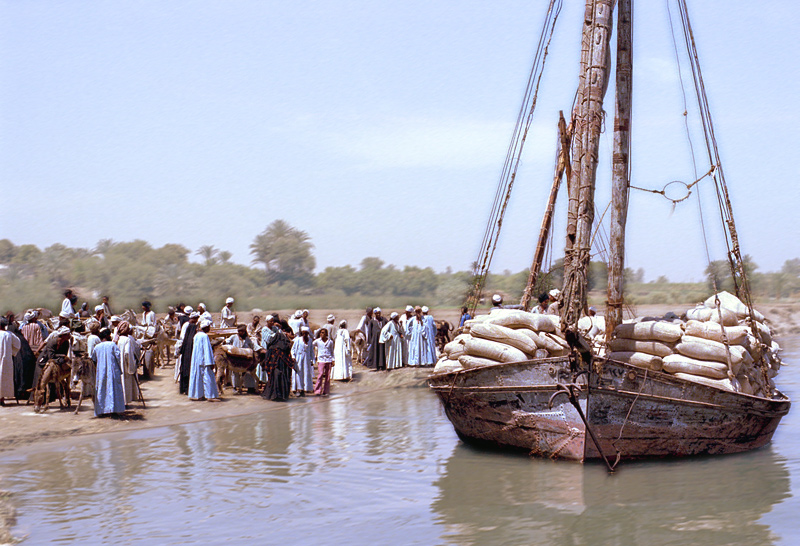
[467,0,563,313]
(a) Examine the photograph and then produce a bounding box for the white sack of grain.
[708,306,740,327]
[608,338,675,358]
[673,372,736,392]
[534,349,549,359]
[469,322,538,355]
[535,332,567,353]
[486,309,558,333]
[753,321,772,346]
[736,374,754,395]
[607,351,663,371]
[683,320,749,345]
[433,357,463,374]
[443,334,470,359]
[686,305,714,322]
[458,355,502,369]
[663,354,729,379]
[675,335,745,368]
[614,321,683,343]
[464,337,527,363]
[704,291,765,322]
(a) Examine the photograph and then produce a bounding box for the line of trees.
[0,221,798,313]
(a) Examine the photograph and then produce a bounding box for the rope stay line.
[466,0,563,313]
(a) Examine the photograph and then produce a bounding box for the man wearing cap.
[399,305,414,366]
[421,306,437,366]
[291,326,314,396]
[197,303,213,325]
[319,314,336,340]
[288,311,302,335]
[116,321,141,405]
[491,294,523,311]
[220,297,236,328]
[357,308,379,369]
[20,312,44,352]
[379,312,404,370]
[227,324,258,392]
[92,328,126,416]
[188,319,220,401]
[373,307,388,371]
[547,289,561,315]
[176,312,200,394]
[0,318,21,406]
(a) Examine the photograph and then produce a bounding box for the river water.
[2,335,799,545]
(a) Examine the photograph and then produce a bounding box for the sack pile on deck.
[433,309,569,374]
[607,291,782,396]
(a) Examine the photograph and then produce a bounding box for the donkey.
[214,343,260,395]
[71,353,96,415]
[33,356,72,413]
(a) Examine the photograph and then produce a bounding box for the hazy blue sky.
[2,1,798,282]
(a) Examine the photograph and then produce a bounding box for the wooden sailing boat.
[429,0,790,467]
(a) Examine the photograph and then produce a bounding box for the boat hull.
[429,357,791,462]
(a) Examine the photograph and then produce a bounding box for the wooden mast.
[606,0,632,337]
[521,112,571,311]
[561,0,616,330]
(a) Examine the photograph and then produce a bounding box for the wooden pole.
[562,0,616,330]
[606,0,632,338]
[521,111,571,311]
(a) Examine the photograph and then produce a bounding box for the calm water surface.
[2,335,799,545]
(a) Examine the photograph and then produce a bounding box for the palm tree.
[250,219,315,285]
[196,245,218,267]
[218,250,233,264]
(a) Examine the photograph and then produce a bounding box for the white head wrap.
[23,311,35,322]
[226,297,234,304]
[190,312,200,319]
[374,307,382,313]
[327,314,335,321]
[110,315,121,323]
[94,304,104,312]
[405,305,413,312]
[197,303,206,310]
[184,306,194,314]
[265,314,274,322]
[200,319,213,329]
[549,289,561,298]
[422,306,429,313]
[339,320,347,328]
[301,326,310,333]
[492,294,502,304]
[390,312,398,319]
[57,326,71,336]
[302,309,309,315]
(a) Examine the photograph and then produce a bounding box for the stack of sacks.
[433,309,570,373]
[607,291,782,397]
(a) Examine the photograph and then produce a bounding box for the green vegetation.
[1,222,798,314]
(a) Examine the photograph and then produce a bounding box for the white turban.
[405,305,413,312]
[265,314,274,322]
[197,303,206,310]
[23,311,35,322]
[226,297,234,304]
[190,312,200,319]
[200,319,213,329]
[327,314,335,321]
[374,307,382,313]
[302,309,309,315]
[301,326,310,333]
[549,289,561,298]
[390,312,398,319]
[110,315,121,323]
[184,306,194,314]
[57,326,71,336]
[492,294,502,303]
[339,320,347,328]
[422,306,429,313]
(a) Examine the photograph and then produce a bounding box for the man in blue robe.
[188,320,220,401]
[422,306,438,366]
[92,328,126,416]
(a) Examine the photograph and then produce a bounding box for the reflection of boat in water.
[432,443,791,545]
[429,0,790,464]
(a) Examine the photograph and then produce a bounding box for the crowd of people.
[0,289,451,419]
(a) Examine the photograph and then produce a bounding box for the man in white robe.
[288,311,303,335]
[0,318,21,404]
[220,297,236,328]
[332,320,352,381]
[116,322,140,405]
[141,301,156,337]
[290,327,314,395]
[60,289,78,319]
[405,307,426,367]
[197,303,213,325]
[379,313,404,370]
[399,305,413,366]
